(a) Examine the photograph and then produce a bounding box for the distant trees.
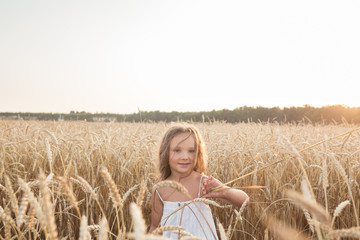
[1,105,359,124]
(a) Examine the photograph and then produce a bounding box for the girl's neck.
[168,170,196,182]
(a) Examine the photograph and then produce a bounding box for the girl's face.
[168,132,196,177]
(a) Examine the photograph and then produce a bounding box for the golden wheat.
[1,120,359,239]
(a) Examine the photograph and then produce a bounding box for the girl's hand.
[201,176,229,199]
[201,175,250,208]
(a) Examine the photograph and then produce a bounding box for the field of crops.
[0,120,359,239]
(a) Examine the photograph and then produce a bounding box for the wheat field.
[0,120,359,239]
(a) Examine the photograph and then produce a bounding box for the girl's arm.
[148,189,163,233]
[201,176,249,208]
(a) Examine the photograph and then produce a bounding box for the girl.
[149,124,249,239]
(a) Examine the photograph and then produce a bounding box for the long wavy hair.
[158,123,207,180]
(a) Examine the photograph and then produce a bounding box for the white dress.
[156,175,219,240]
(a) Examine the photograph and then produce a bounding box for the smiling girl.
[149,124,248,239]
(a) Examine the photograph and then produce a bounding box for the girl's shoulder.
[193,171,208,182]
[196,172,210,181]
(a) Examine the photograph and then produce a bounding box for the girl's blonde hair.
[158,124,207,180]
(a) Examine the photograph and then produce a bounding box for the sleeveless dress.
[156,175,219,240]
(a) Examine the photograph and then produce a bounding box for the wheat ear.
[180,237,203,240]
[331,200,350,227]
[57,176,81,218]
[153,180,191,199]
[216,218,227,240]
[327,227,360,239]
[79,215,91,240]
[230,197,249,239]
[329,154,359,226]
[192,198,231,208]
[43,129,58,145]
[301,207,315,234]
[151,225,184,235]
[100,167,123,209]
[4,174,19,216]
[123,183,140,204]
[71,176,98,201]
[0,205,16,226]
[285,189,330,226]
[45,138,53,173]
[264,215,311,240]
[16,193,29,226]
[264,228,269,240]
[38,170,58,240]
[27,205,36,231]
[136,180,146,207]
[98,216,109,240]
[4,207,11,240]
[129,202,146,240]
[18,178,46,231]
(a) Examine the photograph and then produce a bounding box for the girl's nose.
[181,152,189,159]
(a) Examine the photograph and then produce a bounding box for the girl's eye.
[189,150,195,153]
[174,149,180,153]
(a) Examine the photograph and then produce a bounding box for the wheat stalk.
[322,154,329,213]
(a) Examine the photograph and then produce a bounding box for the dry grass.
[0,120,359,239]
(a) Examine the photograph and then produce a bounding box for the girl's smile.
[178,162,191,167]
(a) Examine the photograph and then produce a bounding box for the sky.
[1,0,359,114]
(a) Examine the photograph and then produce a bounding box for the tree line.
[1,105,359,124]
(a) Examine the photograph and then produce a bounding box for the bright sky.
[1,0,359,114]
